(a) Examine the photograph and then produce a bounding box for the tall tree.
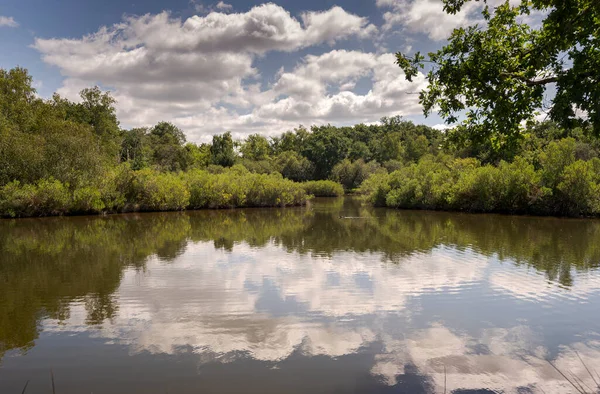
[303,126,350,179]
[0,67,37,132]
[397,0,599,153]
[148,122,189,171]
[210,132,236,167]
[240,134,271,161]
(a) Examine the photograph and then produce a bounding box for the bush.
[185,169,307,209]
[357,170,390,206]
[185,169,246,209]
[244,173,307,207]
[496,157,546,213]
[274,151,314,182]
[331,159,381,190]
[556,160,600,216]
[129,169,190,211]
[384,155,453,210]
[449,165,503,212]
[0,178,70,217]
[239,158,276,174]
[98,163,132,212]
[361,140,600,217]
[72,186,105,214]
[302,180,344,197]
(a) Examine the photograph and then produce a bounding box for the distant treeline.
[2,66,600,217]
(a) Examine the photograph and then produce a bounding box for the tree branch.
[500,71,594,86]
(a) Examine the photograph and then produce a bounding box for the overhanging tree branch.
[499,71,594,86]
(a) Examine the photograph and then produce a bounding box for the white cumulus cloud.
[215,1,233,11]
[0,16,18,28]
[30,4,419,142]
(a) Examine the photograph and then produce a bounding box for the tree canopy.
[397,0,599,154]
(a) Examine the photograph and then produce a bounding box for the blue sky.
[0,0,483,141]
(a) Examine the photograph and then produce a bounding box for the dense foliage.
[397,0,599,156]
[360,136,600,216]
[2,66,600,217]
[301,180,345,197]
[0,166,308,217]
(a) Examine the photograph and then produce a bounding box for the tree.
[148,122,189,172]
[303,126,350,179]
[75,86,120,140]
[240,133,271,161]
[121,128,151,170]
[150,121,186,146]
[271,127,310,155]
[210,132,236,167]
[0,67,37,132]
[397,0,600,153]
[185,143,211,169]
[331,159,381,190]
[275,151,314,182]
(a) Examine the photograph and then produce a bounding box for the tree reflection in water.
[1,197,600,393]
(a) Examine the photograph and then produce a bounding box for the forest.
[1,66,599,217]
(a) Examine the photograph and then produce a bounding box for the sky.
[0,0,488,142]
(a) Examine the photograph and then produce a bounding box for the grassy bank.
[0,166,312,218]
[359,138,600,217]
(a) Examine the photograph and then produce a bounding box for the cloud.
[46,241,487,359]
[0,16,19,28]
[42,239,600,393]
[261,50,426,123]
[376,0,541,42]
[32,4,428,142]
[215,1,233,11]
[376,0,483,40]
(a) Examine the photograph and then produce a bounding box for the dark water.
[2,197,600,393]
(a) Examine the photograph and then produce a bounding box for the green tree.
[210,132,237,167]
[331,159,382,190]
[275,151,314,182]
[148,122,189,172]
[240,133,271,160]
[185,143,211,169]
[303,126,350,179]
[77,87,120,140]
[404,134,430,163]
[271,127,310,155]
[397,0,600,153]
[121,128,151,170]
[0,67,37,132]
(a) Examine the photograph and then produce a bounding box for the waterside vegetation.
[2,64,600,217]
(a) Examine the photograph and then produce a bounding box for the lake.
[1,197,600,393]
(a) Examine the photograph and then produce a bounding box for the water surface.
[2,197,600,393]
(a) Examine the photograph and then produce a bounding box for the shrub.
[239,158,276,174]
[274,151,314,182]
[185,169,246,209]
[357,170,390,207]
[539,138,577,188]
[556,160,600,216]
[302,180,344,197]
[185,169,307,209]
[331,159,381,190]
[0,178,70,217]
[244,173,307,207]
[72,186,105,214]
[130,169,190,211]
[496,157,546,213]
[99,163,132,212]
[450,165,503,212]
[383,160,403,173]
[384,156,454,210]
